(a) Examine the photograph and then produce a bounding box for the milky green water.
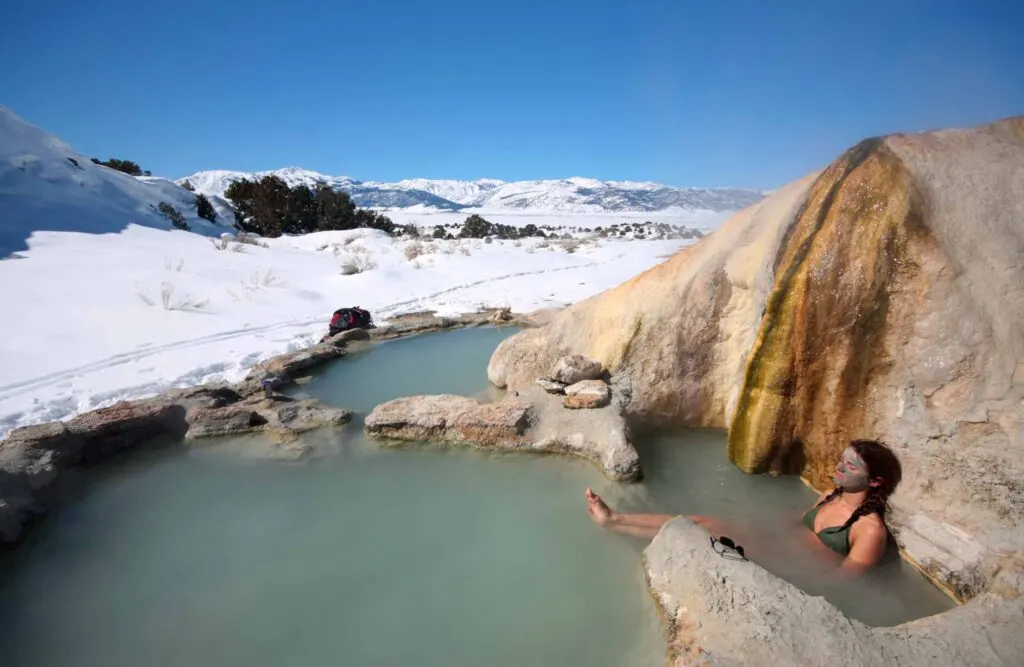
[0,326,955,667]
[0,327,662,667]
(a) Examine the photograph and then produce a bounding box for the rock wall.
[489,117,1024,599]
[645,518,1024,666]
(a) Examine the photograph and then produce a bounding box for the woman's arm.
[839,517,887,573]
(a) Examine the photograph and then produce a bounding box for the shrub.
[156,202,189,231]
[210,237,246,252]
[136,281,208,311]
[195,193,217,222]
[340,249,376,275]
[211,232,266,251]
[245,269,282,290]
[182,179,195,192]
[93,157,145,176]
[224,176,396,237]
[404,241,426,261]
[460,214,493,239]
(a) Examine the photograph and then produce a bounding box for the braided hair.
[816,439,903,531]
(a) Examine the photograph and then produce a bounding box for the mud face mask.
[834,448,870,492]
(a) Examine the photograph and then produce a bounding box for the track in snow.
[0,255,619,404]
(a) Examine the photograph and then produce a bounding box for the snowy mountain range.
[181,168,765,214]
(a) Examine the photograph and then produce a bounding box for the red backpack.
[329,307,372,332]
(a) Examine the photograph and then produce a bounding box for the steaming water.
[0,327,954,667]
[621,429,956,626]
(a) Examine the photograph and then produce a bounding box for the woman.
[585,439,903,572]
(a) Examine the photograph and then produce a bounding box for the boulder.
[60,398,187,465]
[185,406,266,439]
[489,117,1024,599]
[563,379,611,409]
[551,354,603,385]
[371,312,460,340]
[271,398,351,433]
[185,396,351,440]
[364,388,641,481]
[535,377,568,394]
[645,517,1024,666]
[0,421,79,474]
[365,395,533,447]
[326,327,371,346]
[246,343,344,381]
[489,307,513,322]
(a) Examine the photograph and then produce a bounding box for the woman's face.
[833,446,871,491]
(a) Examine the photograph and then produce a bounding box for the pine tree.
[195,193,217,222]
[460,214,493,239]
[93,158,144,176]
[157,202,189,231]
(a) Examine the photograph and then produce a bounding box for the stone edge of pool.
[361,386,642,482]
[2,306,1021,665]
[643,517,1024,666]
[0,307,538,546]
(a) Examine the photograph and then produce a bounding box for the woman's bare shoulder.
[851,512,886,538]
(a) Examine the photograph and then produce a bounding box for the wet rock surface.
[364,386,640,481]
[326,327,372,346]
[535,377,568,394]
[645,518,1024,666]
[551,354,604,385]
[563,379,611,409]
[489,118,1024,601]
[364,395,534,446]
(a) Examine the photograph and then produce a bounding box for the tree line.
[224,175,395,237]
[91,157,151,177]
[439,214,546,240]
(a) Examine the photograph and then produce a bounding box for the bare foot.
[586,487,616,527]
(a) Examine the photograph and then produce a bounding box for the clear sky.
[2,0,1021,189]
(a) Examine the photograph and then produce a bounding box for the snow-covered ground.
[0,104,726,438]
[0,225,691,437]
[385,207,731,234]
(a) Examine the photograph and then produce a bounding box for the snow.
[182,169,765,214]
[0,225,688,437]
[0,103,706,438]
[389,178,505,205]
[386,207,732,233]
[181,167,356,200]
[0,106,228,257]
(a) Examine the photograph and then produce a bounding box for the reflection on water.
[609,429,956,627]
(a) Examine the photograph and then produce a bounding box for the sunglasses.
[710,535,747,561]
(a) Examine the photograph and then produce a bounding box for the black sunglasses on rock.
[710,535,747,561]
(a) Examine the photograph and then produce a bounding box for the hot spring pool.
[0,326,955,667]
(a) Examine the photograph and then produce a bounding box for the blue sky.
[2,0,1021,189]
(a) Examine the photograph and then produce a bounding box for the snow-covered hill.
[181,168,765,214]
[0,105,706,437]
[0,106,232,257]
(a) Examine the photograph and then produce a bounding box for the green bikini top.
[802,503,852,556]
